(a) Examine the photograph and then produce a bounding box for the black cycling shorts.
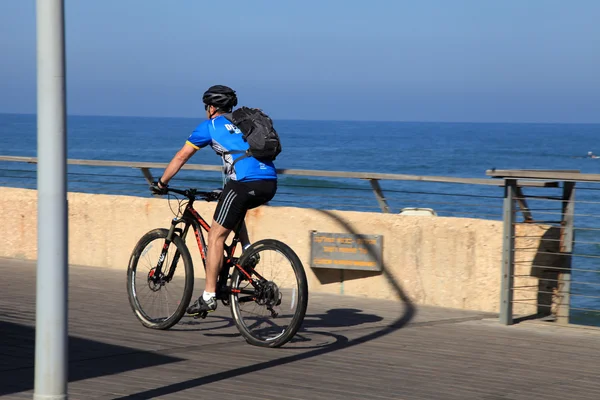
[213,179,277,230]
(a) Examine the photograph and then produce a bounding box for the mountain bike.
[126,186,308,348]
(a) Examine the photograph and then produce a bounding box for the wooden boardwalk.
[2,257,600,399]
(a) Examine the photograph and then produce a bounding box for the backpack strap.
[220,110,253,166]
[222,149,251,167]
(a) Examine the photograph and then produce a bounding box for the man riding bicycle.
[152,85,277,315]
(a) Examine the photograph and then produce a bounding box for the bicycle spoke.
[231,240,308,347]
[128,229,193,329]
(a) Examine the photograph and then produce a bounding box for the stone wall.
[0,187,547,314]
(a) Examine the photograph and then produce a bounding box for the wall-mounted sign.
[310,231,383,271]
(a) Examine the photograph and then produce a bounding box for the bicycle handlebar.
[156,186,222,202]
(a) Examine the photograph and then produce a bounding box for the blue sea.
[1,113,600,324]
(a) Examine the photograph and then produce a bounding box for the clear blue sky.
[1,0,599,122]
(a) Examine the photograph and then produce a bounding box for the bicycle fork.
[152,218,188,284]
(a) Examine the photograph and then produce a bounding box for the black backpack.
[223,107,282,165]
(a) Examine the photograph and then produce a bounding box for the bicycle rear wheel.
[230,239,308,347]
[127,228,194,329]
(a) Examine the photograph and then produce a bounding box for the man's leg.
[186,220,231,315]
[204,220,231,293]
[236,180,277,252]
[187,180,247,315]
[237,180,277,256]
[238,221,250,250]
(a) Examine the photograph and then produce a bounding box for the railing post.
[500,179,516,325]
[556,181,575,324]
[140,167,154,185]
[514,186,533,223]
[369,179,390,213]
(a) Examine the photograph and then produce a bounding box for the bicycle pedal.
[193,311,208,319]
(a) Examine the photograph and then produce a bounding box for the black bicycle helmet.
[202,85,238,110]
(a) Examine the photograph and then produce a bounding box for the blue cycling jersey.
[186,116,277,182]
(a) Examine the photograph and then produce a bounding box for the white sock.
[202,291,216,301]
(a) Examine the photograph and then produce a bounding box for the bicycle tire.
[127,228,194,330]
[229,239,308,347]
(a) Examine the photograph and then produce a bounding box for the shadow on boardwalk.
[111,209,416,399]
[0,320,184,397]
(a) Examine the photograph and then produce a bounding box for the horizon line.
[2,111,600,125]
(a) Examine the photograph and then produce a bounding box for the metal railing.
[488,169,600,327]
[0,155,557,219]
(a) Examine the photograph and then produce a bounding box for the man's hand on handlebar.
[150,179,168,195]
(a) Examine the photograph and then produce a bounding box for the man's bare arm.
[158,144,197,187]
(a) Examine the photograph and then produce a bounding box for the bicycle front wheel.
[230,239,308,347]
[127,228,194,329]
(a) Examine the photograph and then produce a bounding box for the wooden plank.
[2,259,600,399]
[487,169,600,183]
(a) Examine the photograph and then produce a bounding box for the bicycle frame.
[153,194,259,299]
